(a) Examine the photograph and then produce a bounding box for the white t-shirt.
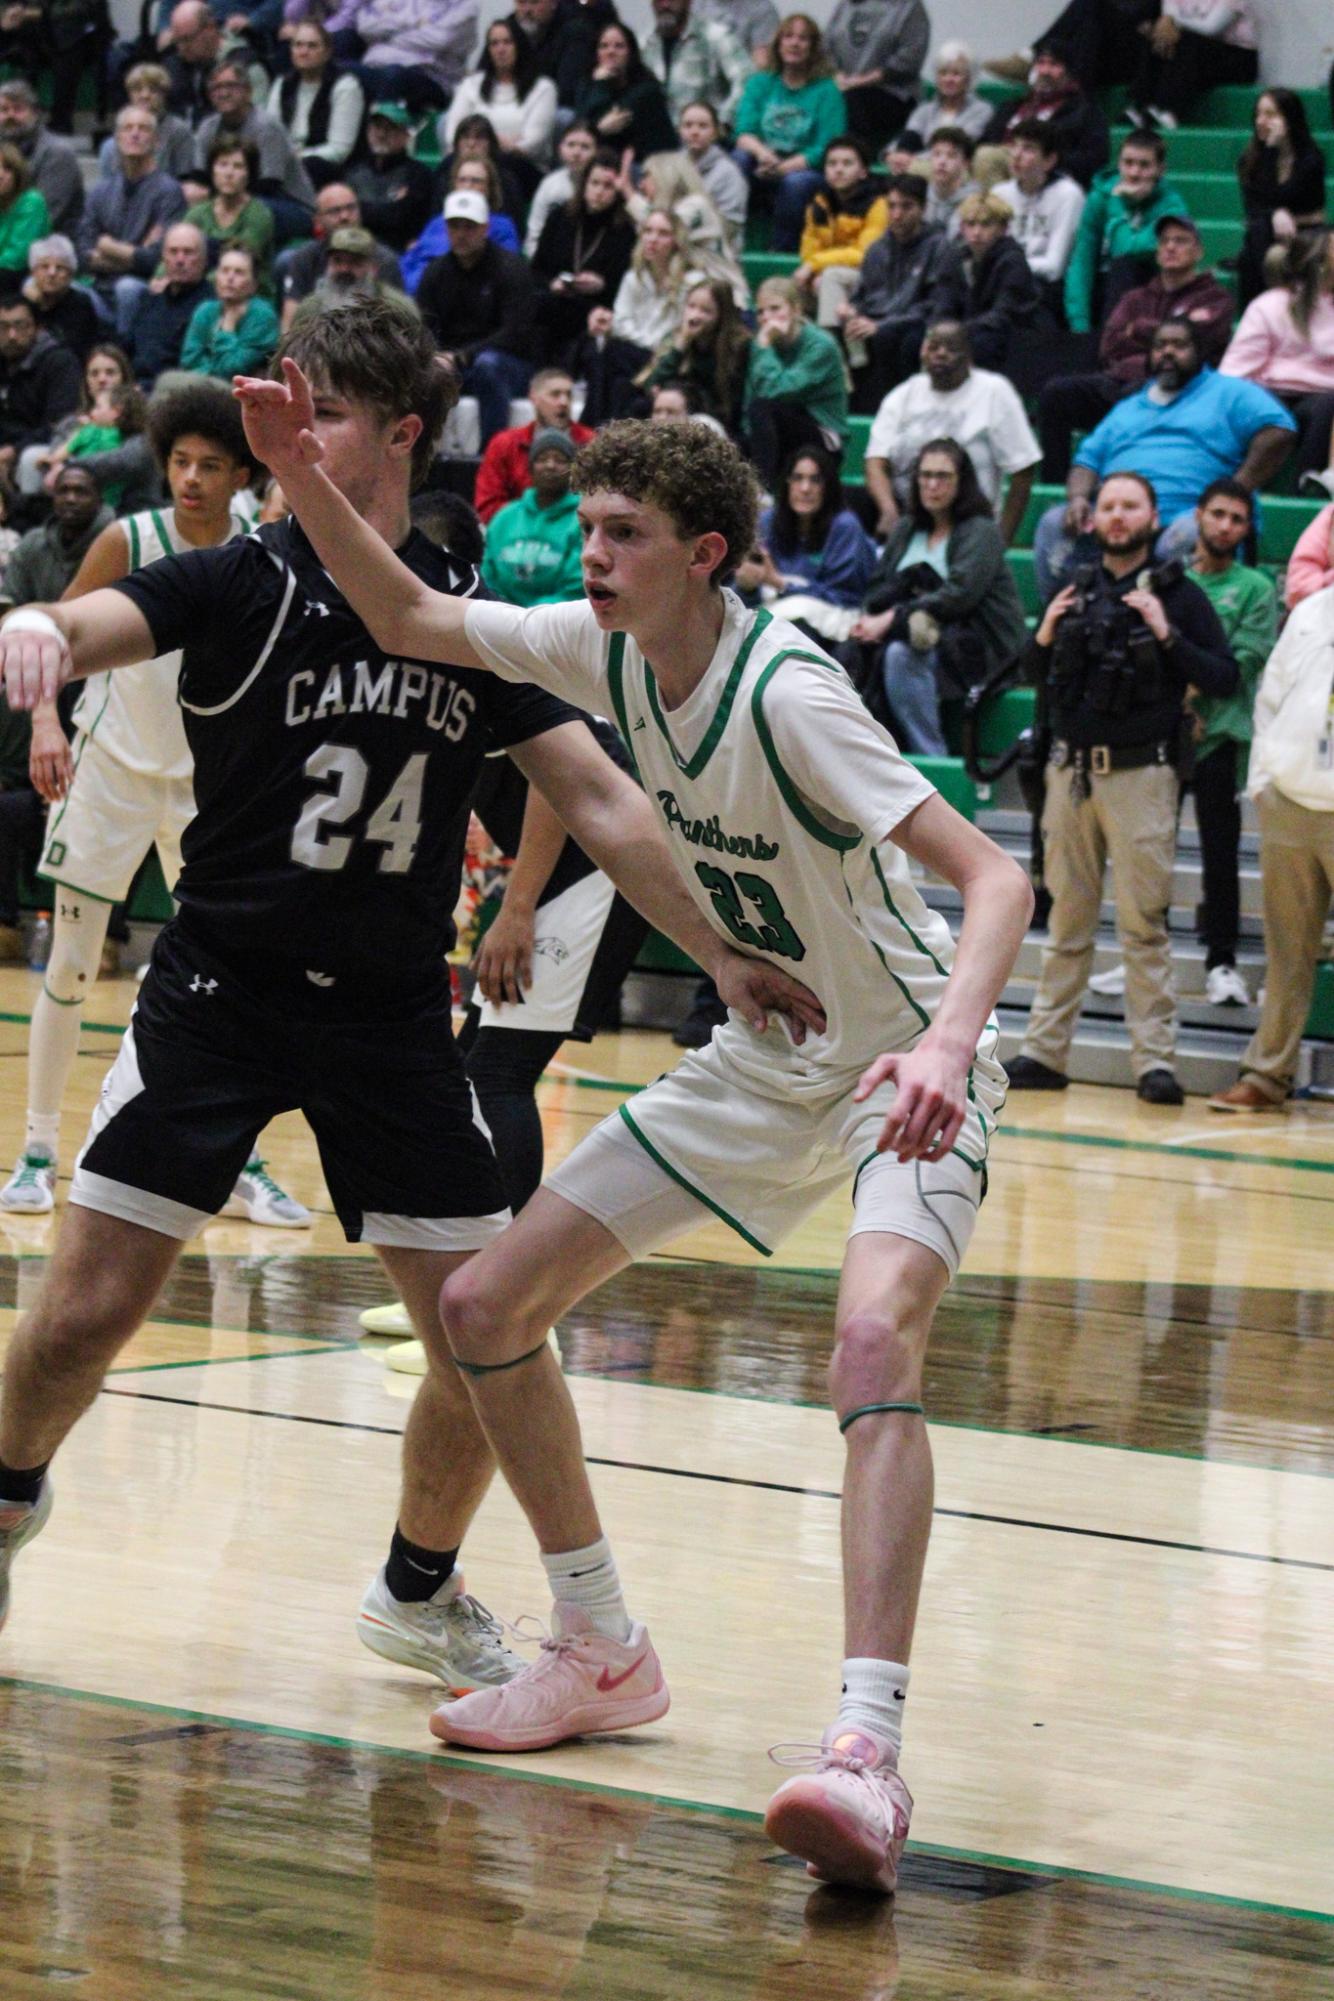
[992,174,1086,283]
[463,588,1005,1115]
[867,368,1041,505]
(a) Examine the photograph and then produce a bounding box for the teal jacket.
[744,320,849,439]
[1064,168,1191,333]
[482,488,585,609]
[735,71,846,169]
[1189,560,1277,769]
[179,295,281,380]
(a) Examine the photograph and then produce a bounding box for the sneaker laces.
[11,1152,52,1186]
[767,1741,907,1831]
[242,1157,290,1202]
[444,1590,510,1645]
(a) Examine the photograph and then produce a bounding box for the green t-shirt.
[1188,559,1277,767]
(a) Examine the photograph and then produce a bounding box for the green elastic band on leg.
[451,1337,550,1379]
[838,1401,925,1435]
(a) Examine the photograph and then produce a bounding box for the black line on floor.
[98,1386,1334,1575]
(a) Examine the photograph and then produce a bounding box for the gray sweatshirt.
[824,0,929,92]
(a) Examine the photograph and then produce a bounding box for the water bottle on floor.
[28,911,51,970]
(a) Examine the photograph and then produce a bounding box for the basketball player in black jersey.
[0,298,822,1683]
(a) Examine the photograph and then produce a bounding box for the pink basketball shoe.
[764,1726,912,1895]
[429,1603,669,1752]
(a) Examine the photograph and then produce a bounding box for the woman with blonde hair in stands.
[744,272,850,485]
[630,150,748,306]
[579,206,690,424]
[734,12,847,251]
[639,275,752,435]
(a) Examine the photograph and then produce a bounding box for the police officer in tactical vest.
[1006,470,1239,1103]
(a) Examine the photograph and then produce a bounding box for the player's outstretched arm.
[512,723,827,1042]
[856,795,1033,1163]
[0,591,159,711]
[234,361,488,672]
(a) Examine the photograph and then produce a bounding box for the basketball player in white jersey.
[256,375,1036,1897]
[1,384,308,1228]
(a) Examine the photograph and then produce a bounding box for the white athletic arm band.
[1,608,67,644]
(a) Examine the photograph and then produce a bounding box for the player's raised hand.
[855,1041,968,1163]
[714,949,826,1044]
[0,610,73,711]
[233,358,323,474]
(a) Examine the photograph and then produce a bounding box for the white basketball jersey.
[465,591,1006,1151]
[73,506,247,782]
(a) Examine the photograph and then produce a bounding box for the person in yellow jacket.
[793,135,889,336]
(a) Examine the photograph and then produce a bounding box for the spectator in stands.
[402,159,521,296]
[0,0,106,139]
[838,170,952,404]
[1034,319,1296,600]
[287,225,398,320]
[417,188,536,446]
[78,105,186,337]
[122,218,211,383]
[985,1,1154,93]
[1220,230,1334,494]
[1129,2,1259,133]
[444,14,558,199]
[1183,478,1277,1008]
[0,145,47,294]
[0,80,81,238]
[793,136,888,335]
[278,182,400,324]
[162,3,228,130]
[512,0,613,116]
[473,363,593,523]
[97,64,196,184]
[824,0,928,154]
[744,273,848,487]
[734,12,846,254]
[904,43,993,147]
[1285,499,1334,608]
[924,129,979,240]
[180,242,279,377]
[852,437,1028,754]
[524,117,596,255]
[574,21,676,164]
[993,118,1085,315]
[1237,89,1327,310]
[530,149,635,367]
[22,234,97,361]
[982,39,1109,191]
[642,0,750,132]
[16,341,152,505]
[756,443,875,643]
[441,110,528,227]
[351,0,477,113]
[931,191,1038,372]
[184,135,275,293]
[266,20,364,189]
[694,0,775,66]
[196,57,316,243]
[641,275,751,434]
[1064,130,1187,335]
[677,101,747,246]
[1038,213,1233,480]
[481,426,584,607]
[1,462,108,607]
[1208,576,1334,1111]
[346,102,432,254]
[579,207,689,424]
[631,151,747,305]
[41,375,148,512]
[865,318,1040,545]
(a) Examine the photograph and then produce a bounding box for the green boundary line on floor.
[1,1674,1330,1928]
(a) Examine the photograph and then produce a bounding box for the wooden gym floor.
[0,962,1331,1998]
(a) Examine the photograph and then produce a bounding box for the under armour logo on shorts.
[189,975,218,994]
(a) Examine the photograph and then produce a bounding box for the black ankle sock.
[0,1456,48,1506]
[385,1526,459,1603]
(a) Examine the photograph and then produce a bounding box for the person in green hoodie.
[743,273,849,488]
[482,427,585,608]
[1064,129,1189,334]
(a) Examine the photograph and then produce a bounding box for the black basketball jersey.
[113,518,576,997]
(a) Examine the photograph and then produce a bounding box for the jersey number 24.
[291,745,425,873]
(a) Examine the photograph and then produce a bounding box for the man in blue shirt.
[1033,319,1295,600]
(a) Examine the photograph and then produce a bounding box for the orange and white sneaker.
[429,1602,669,1751]
[765,1726,912,1895]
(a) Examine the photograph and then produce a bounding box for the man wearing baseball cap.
[481,428,585,608]
[1037,210,1235,481]
[417,190,538,448]
[347,102,434,252]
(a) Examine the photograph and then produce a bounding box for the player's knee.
[829,1307,925,1411]
[29,1279,138,1374]
[440,1262,542,1367]
[43,931,98,1007]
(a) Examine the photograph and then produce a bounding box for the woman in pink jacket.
[1221,230,1334,494]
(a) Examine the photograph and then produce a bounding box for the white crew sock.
[542,1536,631,1642]
[22,1110,60,1158]
[837,1657,910,1758]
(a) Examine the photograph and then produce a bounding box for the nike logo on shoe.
[596,1653,648,1692]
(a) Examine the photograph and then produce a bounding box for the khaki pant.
[1022,760,1178,1078]
[1240,787,1334,1101]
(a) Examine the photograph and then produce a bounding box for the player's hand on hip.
[233,358,324,474]
[0,613,73,711]
[855,1043,967,1163]
[474,902,535,1006]
[713,949,826,1045]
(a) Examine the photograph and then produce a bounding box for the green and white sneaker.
[0,1149,56,1214]
[223,1157,311,1229]
[357,1567,524,1692]
[0,1478,52,1634]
